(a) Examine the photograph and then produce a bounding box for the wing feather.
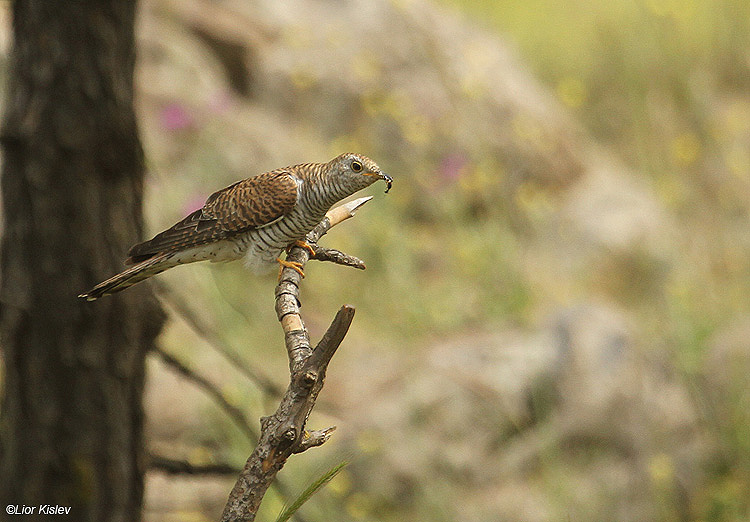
[126,170,298,264]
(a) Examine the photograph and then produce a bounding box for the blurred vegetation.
[467,1,748,302]
[1,0,746,519]
[441,1,750,520]
[437,0,750,316]
[134,0,750,519]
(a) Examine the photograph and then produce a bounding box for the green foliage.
[274,461,348,522]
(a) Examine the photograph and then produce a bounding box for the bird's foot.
[277,257,305,279]
[288,240,317,257]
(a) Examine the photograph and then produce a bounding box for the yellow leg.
[277,257,305,279]
[290,240,316,257]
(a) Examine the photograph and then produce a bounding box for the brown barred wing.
[126,171,299,264]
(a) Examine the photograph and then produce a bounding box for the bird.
[79,153,392,301]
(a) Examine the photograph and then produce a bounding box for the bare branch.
[311,305,355,366]
[309,246,366,270]
[149,454,240,476]
[322,196,373,229]
[220,199,370,522]
[293,427,337,454]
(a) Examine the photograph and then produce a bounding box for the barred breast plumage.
[79,153,392,300]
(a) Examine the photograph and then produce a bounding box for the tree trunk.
[0,2,164,521]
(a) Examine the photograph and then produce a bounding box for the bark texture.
[0,2,164,521]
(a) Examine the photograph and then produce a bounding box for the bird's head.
[327,153,392,194]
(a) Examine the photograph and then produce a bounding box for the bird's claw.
[290,240,317,257]
[277,257,305,279]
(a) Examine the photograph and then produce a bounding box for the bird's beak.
[379,172,393,193]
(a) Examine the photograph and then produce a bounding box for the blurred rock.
[330,302,705,522]
[561,151,674,254]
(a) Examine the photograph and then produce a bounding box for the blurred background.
[3,0,750,520]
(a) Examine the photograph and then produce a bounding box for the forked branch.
[220,197,372,522]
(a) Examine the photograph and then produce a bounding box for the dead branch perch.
[220,197,372,522]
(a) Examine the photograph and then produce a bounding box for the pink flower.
[440,153,468,182]
[160,103,194,131]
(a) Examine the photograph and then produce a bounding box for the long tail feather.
[79,253,176,301]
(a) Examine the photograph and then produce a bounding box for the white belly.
[171,240,245,265]
[237,216,318,273]
[242,243,283,274]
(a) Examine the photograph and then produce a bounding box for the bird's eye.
[351,161,363,173]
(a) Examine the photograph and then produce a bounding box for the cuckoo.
[79,153,392,300]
